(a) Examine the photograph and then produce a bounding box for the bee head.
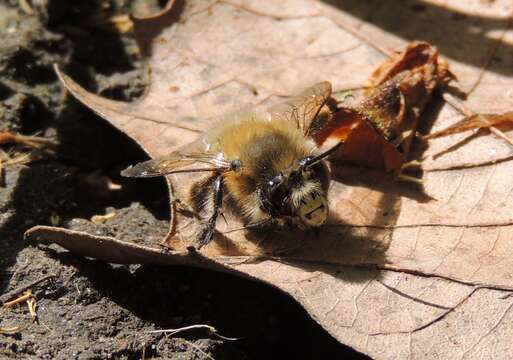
[258,155,331,227]
[261,161,330,227]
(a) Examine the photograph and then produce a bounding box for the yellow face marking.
[298,193,328,227]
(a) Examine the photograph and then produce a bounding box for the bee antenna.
[299,141,344,169]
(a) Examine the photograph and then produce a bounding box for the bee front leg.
[395,160,423,184]
[256,188,279,218]
[196,175,224,249]
[243,215,296,230]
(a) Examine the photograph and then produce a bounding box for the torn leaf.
[317,41,453,172]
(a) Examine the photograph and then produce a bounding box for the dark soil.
[0,1,369,359]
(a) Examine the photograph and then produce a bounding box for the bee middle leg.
[196,175,224,249]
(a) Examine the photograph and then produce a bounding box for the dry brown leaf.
[25,1,513,358]
[316,41,453,172]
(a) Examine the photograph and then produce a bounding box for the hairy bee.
[121,82,342,249]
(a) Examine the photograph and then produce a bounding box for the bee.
[121,82,343,249]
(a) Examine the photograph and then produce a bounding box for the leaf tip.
[120,165,135,177]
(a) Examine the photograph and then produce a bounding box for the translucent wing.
[121,139,230,178]
[267,81,332,137]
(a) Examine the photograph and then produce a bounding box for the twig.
[0,326,20,335]
[0,274,55,305]
[442,92,472,117]
[0,132,56,150]
[27,297,37,322]
[147,324,241,341]
[489,126,513,147]
[2,291,33,308]
[18,0,34,16]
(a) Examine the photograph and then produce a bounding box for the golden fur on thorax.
[205,112,317,221]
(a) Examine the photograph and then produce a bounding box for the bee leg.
[196,176,224,249]
[396,173,423,185]
[256,188,279,218]
[396,160,423,184]
[243,215,295,230]
[391,129,414,147]
[273,216,296,227]
[400,160,422,170]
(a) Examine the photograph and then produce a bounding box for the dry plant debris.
[318,41,513,177]
[24,0,513,359]
[317,41,453,176]
[0,275,56,335]
[5,292,38,322]
[0,274,55,305]
[147,324,241,341]
[91,212,117,223]
[0,131,57,186]
[2,290,34,308]
[425,111,513,142]
[0,326,20,336]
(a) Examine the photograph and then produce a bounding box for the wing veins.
[267,82,332,137]
[121,151,231,178]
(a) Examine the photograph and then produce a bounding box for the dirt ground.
[0,1,369,359]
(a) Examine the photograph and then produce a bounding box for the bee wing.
[267,81,332,137]
[121,139,229,178]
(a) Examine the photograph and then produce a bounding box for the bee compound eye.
[230,159,242,171]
